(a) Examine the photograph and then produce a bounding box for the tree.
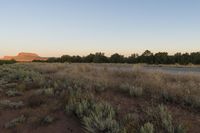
[47,57,60,63]
[139,50,154,64]
[83,54,95,63]
[35,50,200,65]
[127,54,138,63]
[71,56,82,63]
[93,52,108,63]
[109,53,124,63]
[154,52,169,64]
[142,50,153,57]
[60,55,71,63]
[190,52,200,64]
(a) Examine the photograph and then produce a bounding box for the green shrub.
[0,60,16,65]
[0,100,24,109]
[0,65,45,88]
[65,87,120,133]
[122,113,139,133]
[34,88,54,96]
[129,87,143,97]
[17,83,26,91]
[158,105,174,133]
[120,83,143,97]
[4,115,26,128]
[82,102,120,133]
[175,124,186,133]
[119,83,130,93]
[140,122,154,133]
[6,90,23,97]
[94,82,106,93]
[143,105,186,133]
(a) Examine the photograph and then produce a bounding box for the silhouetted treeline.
[0,60,16,65]
[33,50,200,65]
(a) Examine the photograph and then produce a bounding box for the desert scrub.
[0,100,24,109]
[143,105,186,133]
[66,100,120,133]
[65,87,121,133]
[94,82,106,93]
[4,115,26,128]
[65,85,94,116]
[129,86,143,97]
[119,83,143,97]
[0,64,45,88]
[82,102,120,133]
[5,90,23,97]
[122,113,139,133]
[158,105,174,133]
[160,89,200,110]
[140,122,154,133]
[182,95,200,110]
[158,105,186,133]
[0,79,8,86]
[34,88,54,96]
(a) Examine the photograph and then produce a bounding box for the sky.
[0,0,200,57]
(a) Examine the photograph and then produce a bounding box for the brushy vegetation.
[140,122,154,133]
[4,115,26,128]
[120,83,143,97]
[0,63,199,132]
[34,50,200,65]
[0,100,24,109]
[0,60,16,65]
[65,87,121,132]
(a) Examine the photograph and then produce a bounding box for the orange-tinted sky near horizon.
[0,0,199,57]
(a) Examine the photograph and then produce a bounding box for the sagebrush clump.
[140,122,154,133]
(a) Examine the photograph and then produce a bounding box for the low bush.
[122,113,139,133]
[129,87,143,97]
[65,87,121,133]
[0,100,24,109]
[4,115,26,128]
[144,105,186,133]
[119,83,143,97]
[158,105,174,133]
[140,122,154,133]
[5,90,23,97]
[0,60,16,65]
[94,82,106,93]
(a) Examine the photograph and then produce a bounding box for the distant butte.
[1,52,48,62]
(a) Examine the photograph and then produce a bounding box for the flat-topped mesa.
[1,52,48,62]
[17,52,39,57]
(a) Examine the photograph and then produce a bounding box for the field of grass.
[0,63,200,133]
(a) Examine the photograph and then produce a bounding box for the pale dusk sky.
[0,0,200,57]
